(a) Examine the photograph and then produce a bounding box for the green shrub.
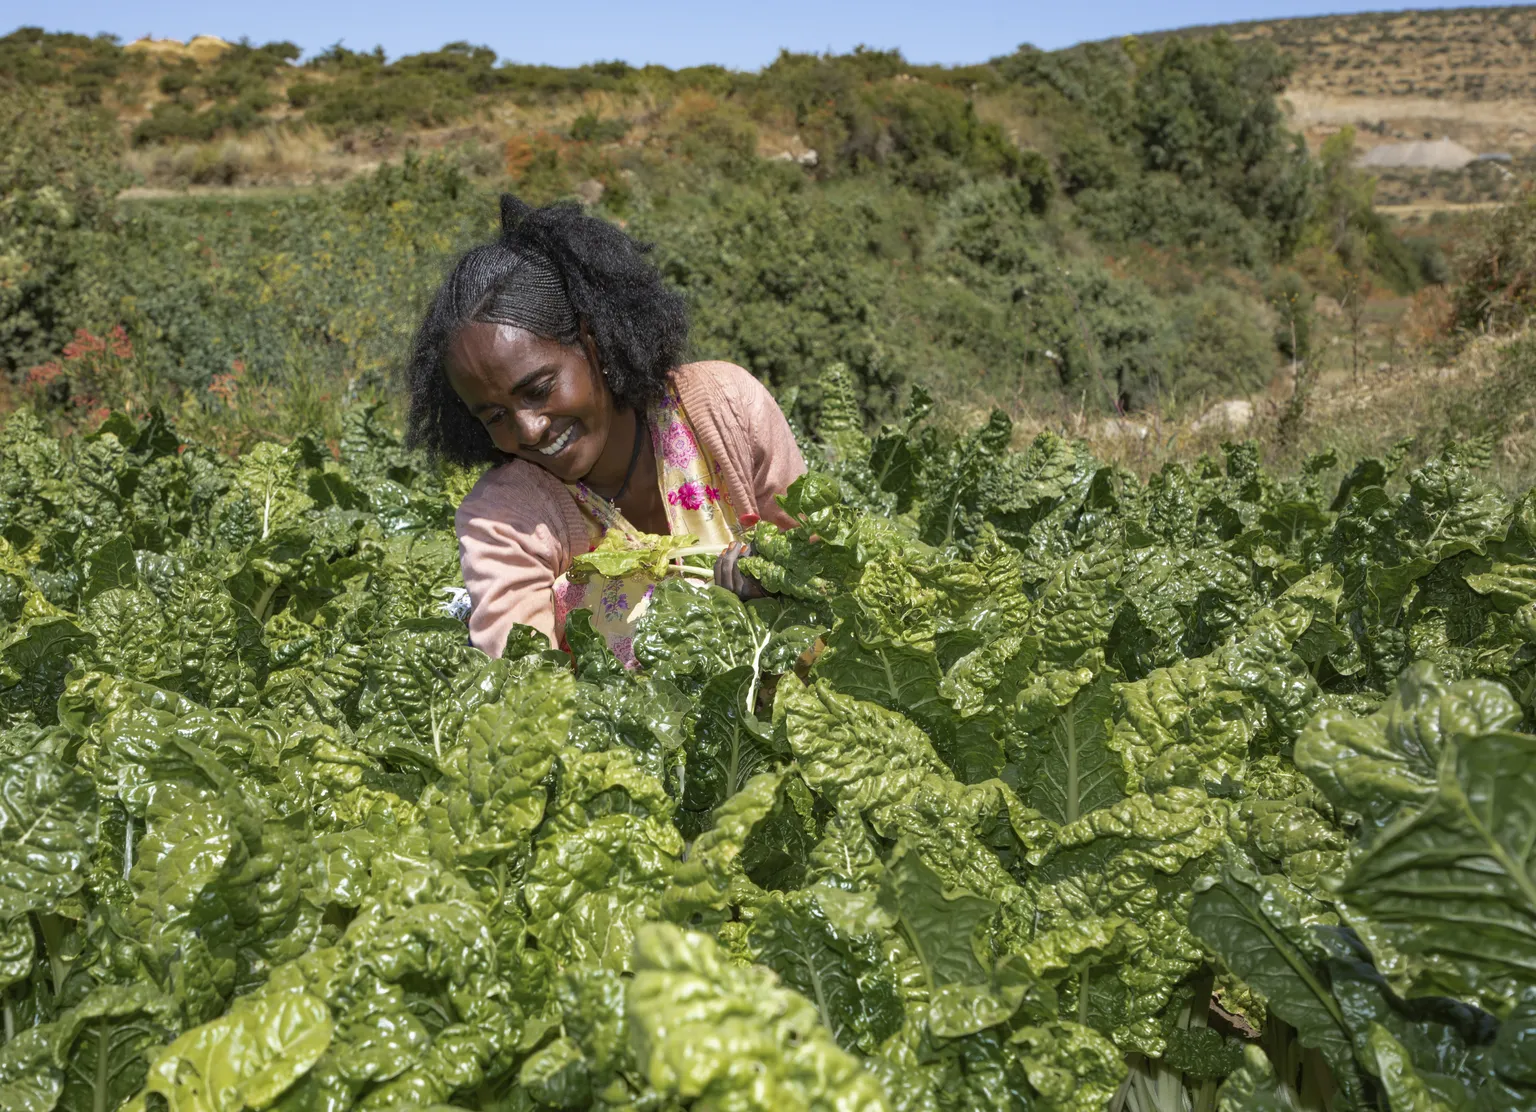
[157,64,196,96]
[0,84,128,375]
[570,112,630,143]
[1167,286,1276,404]
[1404,235,1450,286]
[1266,269,1315,365]
[1451,192,1536,334]
[932,177,1047,270]
[1072,175,1268,267]
[1053,122,1129,195]
[657,95,759,174]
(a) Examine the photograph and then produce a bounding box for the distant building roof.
[1358,138,1477,170]
[1477,152,1514,163]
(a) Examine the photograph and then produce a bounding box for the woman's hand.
[715,540,768,600]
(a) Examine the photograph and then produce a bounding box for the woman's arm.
[456,465,580,656]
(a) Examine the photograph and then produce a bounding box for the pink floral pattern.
[553,579,588,629]
[660,420,699,468]
[552,382,741,665]
[666,480,722,511]
[610,636,637,670]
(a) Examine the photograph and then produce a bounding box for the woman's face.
[446,321,617,482]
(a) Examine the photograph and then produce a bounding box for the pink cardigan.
[456,361,807,656]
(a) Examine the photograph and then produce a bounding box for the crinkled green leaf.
[0,750,95,918]
[131,988,333,1112]
[751,888,905,1053]
[778,675,947,817]
[1341,725,1536,1014]
[568,528,702,581]
[1189,857,1364,1099]
[627,923,892,1111]
[1297,661,1521,833]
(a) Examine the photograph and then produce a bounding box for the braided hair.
[405,195,689,465]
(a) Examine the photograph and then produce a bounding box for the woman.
[406,195,806,664]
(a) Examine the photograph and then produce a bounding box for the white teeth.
[537,426,575,456]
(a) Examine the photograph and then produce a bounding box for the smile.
[537,425,577,457]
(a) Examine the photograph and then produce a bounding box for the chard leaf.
[1,617,95,729]
[569,529,703,581]
[52,985,180,1112]
[424,667,572,869]
[518,1035,591,1108]
[0,1027,60,1112]
[627,923,892,1110]
[777,675,947,816]
[1365,1023,1466,1112]
[0,751,95,919]
[1342,726,1536,1014]
[354,618,486,768]
[1296,661,1521,833]
[131,988,333,1112]
[1189,858,1364,1099]
[633,579,764,691]
[666,770,786,915]
[879,842,998,990]
[751,889,905,1053]
[1215,1045,1299,1111]
[1022,675,1119,826]
[678,665,780,815]
[0,914,31,991]
[1009,1020,1128,1112]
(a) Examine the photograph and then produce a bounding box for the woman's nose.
[514,409,550,448]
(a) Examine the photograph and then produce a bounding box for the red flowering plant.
[22,326,149,425]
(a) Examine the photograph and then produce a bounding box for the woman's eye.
[525,377,554,401]
[484,409,506,426]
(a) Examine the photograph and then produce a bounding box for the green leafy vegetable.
[0,401,1533,1112]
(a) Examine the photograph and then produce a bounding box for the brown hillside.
[1159,6,1536,155]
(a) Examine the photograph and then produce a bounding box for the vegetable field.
[2,375,1535,1112]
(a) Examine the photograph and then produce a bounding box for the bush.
[1132,36,1313,256]
[1266,269,1315,364]
[655,94,758,174]
[569,112,630,143]
[1451,191,1536,334]
[1053,122,1129,195]
[0,84,128,375]
[1072,175,1268,267]
[1405,235,1450,286]
[933,177,1047,270]
[1166,286,1275,404]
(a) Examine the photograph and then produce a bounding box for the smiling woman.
[405,195,806,662]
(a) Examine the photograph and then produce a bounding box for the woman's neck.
[582,408,640,496]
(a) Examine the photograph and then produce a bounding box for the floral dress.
[552,385,741,667]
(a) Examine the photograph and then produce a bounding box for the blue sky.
[14,1,1526,69]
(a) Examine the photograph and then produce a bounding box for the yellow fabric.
[552,385,741,667]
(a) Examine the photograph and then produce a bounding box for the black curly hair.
[405,194,689,465]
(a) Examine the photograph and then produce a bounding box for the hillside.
[5,10,1535,491]
[1164,5,1536,158]
[3,9,1534,195]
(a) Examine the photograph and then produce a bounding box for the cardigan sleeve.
[739,371,806,530]
[677,361,806,529]
[455,465,575,656]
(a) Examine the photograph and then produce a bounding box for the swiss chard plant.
[1,371,1534,1112]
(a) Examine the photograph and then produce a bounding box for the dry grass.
[931,312,1536,493]
[121,126,362,187]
